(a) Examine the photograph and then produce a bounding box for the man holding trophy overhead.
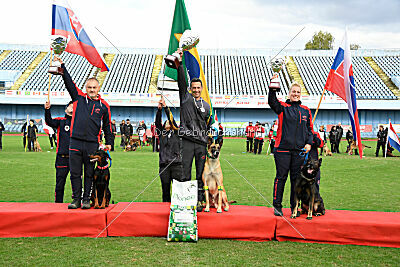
[166,31,211,212]
[267,58,314,217]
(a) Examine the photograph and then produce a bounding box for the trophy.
[164,30,200,69]
[269,57,286,92]
[48,35,68,75]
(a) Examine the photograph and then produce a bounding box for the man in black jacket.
[176,49,211,211]
[27,120,38,152]
[268,83,313,216]
[126,119,133,141]
[336,123,343,153]
[111,119,117,151]
[0,119,4,150]
[156,97,182,202]
[376,125,386,157]
[119,120,127,148]
[55,56,113,209]
[45,100,73,203]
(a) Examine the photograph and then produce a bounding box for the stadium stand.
[199,55,290,96]
[294,56,397,100]
[373,56,400,77]
[101,54,155,93]
[20,52,94,91]
[0,50,39,71]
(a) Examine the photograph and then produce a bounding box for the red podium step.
[0,202,114,238]
[276,208,400,248]
[107,202,276,241]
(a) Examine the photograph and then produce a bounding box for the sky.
[1,0,400,51]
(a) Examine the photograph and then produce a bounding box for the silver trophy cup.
[48,35,68,75]
[269,57,286,92]
[164,30,200,69]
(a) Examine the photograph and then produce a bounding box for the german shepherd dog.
[323,144,332,156]
[89,149,111,209]
[202,137,232,213]
[347,140,371,155]
[291,158,325,220]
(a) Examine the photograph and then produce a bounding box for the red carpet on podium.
[0,202,399,248]
[0,202,114,238]
[275,208,400,248]
[107,203,276,241]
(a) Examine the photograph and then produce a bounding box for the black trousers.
[269,139,275,154]
[49,134,57,148]
[120,134,126,147]
[0,133,2,149]
[254,139,263,154]
[273,150,304,210]
[55,154,70,203]
[376,141,385,157]
[69,138,98,201]
[181,138,206,202]
[27,137,35,151]
[159,163,183,202]
[246,137,253,152]
[23,135,26,149]
[111,134,115,151]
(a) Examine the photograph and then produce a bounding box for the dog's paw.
[204,208,210,212]
[306,216,312,220]
[94,205,99,209]
[217,209,222,213]
[290,215,297,219]
[224,207,229,212]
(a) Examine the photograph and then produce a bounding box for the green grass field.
[0,135,399,266]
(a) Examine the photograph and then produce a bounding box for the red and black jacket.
[268,90,313,151]
[45,109,71,155]
[61,64,112,145]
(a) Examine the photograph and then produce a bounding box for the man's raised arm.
[54,56,81,101]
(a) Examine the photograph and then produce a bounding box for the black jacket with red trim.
[45,108,71,155]
[268,90,313,151]
[61,64,112,145]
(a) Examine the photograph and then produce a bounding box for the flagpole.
[47,50,54,102]
[385,119,390,158]
[312,87,326,124]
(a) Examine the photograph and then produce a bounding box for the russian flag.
[387,121,400,153]
[324,29,363,158]
[51,0,109,72]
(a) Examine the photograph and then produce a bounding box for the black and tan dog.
[202,137,232,213]
[291,158,325,220]
[347,140,371,155]
[89,149,111,209]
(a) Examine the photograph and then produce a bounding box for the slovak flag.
[51,0,109,72]
[324,29,363,158]
[387,121,400,153]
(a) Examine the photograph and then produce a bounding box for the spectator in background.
[329,126,338,153]
[47,126,57,149]
[119,120,127,148]
[21,121,28,149]
[44,100,73,203]
[0,119,4,151]
[27,119,38,152]
[111,119,117,151]
[253,121,265,154]
[137,122,146,146]
[336,122,343,153]
[318,125,326,155]
[245,121,255,152]
[151,122,158,152]
[376,125,386,157]
[126,119,133,140]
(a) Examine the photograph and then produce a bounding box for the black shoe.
[196,201,203,212]
[274,206,283,216]
[81,199,91,209]
[68,199,81,209]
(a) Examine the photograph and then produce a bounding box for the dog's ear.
[215,137,223,148]
[207,136,213,147]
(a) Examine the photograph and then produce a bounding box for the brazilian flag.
[165,0,215,125]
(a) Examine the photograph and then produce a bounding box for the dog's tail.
[228,200,237,204]
[364,145,371,148]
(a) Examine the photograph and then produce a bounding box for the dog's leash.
[299,148,309,165]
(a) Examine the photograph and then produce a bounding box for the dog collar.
[97,162,109,170]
